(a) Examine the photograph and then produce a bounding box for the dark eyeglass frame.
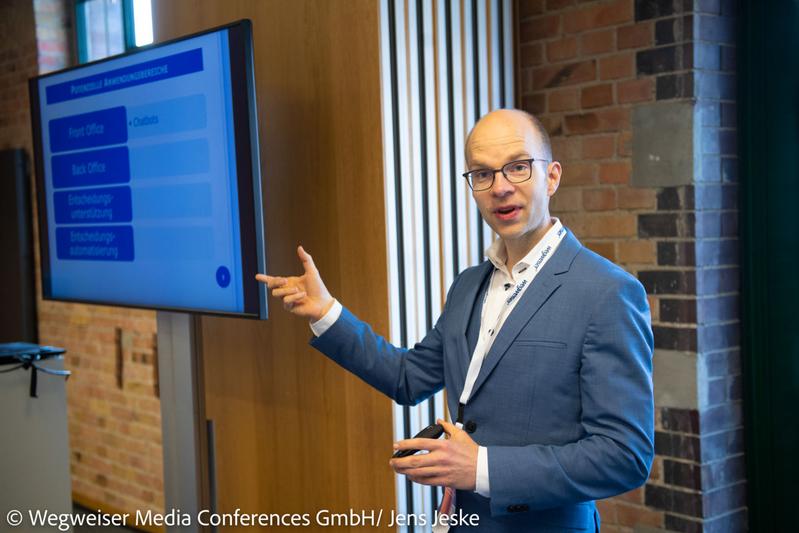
[462,157,551,191]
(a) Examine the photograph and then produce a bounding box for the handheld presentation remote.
[392,423,445,458]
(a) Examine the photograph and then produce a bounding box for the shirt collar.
[485,217,563,274]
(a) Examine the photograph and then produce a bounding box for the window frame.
[74,0,141,64]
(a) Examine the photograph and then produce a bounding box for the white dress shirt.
[310,218,565,500]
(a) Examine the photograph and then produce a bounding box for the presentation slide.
[34,30,247,313]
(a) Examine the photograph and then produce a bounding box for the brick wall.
[0,1,39,150]
[1,0,165,518]
[517,0,744,531]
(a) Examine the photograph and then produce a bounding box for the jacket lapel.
[450,261,493,391]
[466,230,583,401]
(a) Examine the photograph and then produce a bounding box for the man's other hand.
[255,245,335,322]
[389,419,479,491]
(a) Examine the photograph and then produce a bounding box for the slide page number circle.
[216,266,231,288]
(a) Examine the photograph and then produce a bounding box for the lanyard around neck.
[457,223,566,410]
[479,222,565,346]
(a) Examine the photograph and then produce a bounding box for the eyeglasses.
[462,158,550,191]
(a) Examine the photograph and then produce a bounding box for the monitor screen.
[29,20,267,318]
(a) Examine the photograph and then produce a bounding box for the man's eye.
[510,164,528,172]
[474,171,493,180]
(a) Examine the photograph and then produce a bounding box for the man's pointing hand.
[255,245,335,322]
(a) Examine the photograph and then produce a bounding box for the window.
[75,0,153,63]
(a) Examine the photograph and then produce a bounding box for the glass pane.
[80,0,125,62]
[133,0,153,46]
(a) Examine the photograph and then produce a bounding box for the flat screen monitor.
[29,20,267,319]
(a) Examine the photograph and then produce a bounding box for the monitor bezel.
[28,19,268,319]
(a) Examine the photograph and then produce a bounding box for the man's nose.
[491,170,515,195]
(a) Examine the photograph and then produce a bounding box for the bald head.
[465,109,552,165]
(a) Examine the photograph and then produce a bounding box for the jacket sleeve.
[486,275,655,516]
[309,274,463,406]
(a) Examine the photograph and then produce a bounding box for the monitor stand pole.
[156,311,210,532]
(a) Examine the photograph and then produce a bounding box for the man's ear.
[547,161,562,196]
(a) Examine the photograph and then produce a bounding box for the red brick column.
[517,0,744,531]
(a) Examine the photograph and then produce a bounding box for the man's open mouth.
[494,206,520,219]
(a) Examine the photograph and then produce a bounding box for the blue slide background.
[36,30,245,313]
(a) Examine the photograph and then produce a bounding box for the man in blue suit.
[257,109,654,532]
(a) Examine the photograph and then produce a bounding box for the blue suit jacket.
[310,229,655,532]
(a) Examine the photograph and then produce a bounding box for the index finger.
[255,274,287,289]
[393,437,445,452]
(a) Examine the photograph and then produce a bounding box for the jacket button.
[464,420,477,433]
